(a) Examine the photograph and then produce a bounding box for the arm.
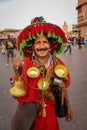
[55,57,73,121]
[64,88,73,122]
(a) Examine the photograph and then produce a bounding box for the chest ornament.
[27,66,40,78]
[54,64,68,79]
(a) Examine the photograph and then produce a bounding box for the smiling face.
[33,35,50,59]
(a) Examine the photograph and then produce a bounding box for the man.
[6,35,15,66]
[64,39,72,55]
[78,34,82,49]
[10,16,73,130]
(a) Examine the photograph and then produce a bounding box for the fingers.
[12,56,19,69]
[65,109,73,122]
[12,57,23,76]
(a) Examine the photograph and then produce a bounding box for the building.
[0,29,21,40]
[62,21,68,35]
[76,0,87,38]
[62,22,78,38]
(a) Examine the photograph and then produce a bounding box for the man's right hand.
[12,56,22,80]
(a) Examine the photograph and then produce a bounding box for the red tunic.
[17,57,70,104]
[16,57,71,130]
[33,99,60,130]
[17,57,42,104]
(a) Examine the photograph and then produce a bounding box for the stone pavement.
[0,46,87,130]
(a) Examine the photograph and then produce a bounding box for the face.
[33,35,50,58]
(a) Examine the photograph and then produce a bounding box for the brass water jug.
[10,77,26,97]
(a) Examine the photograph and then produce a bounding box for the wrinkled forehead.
[34,35,49,43]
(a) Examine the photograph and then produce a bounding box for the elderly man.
[10,16,73,130]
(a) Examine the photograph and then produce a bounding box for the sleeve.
[16,58,30,104]
[21,58,30,92]
[58,58,71,88]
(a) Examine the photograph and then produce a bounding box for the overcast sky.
[0,0,78,31]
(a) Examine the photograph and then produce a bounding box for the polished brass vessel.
[10,77,26,97]
[37,78,50,117]
[37,78,50,91]
[54,64,68,79]
[27,67,40,78]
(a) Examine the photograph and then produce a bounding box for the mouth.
[36,48,49,52]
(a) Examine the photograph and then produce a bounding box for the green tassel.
[58,36,63,43]
[20,40,27,58]
[27,43,32,47]
[52,33,56,38]
[52,36,66,56]
[47,32,52,38]
[36,32,43,37]
[53,50,57,56]
[29,34,32,40]
[32,35,36,39]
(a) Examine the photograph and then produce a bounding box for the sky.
[0,0,78,31]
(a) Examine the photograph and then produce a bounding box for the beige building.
[62,21,68,35]
[76,0,87,38]
[0,29,21,40]
[62,22,78,38]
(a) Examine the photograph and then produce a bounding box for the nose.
[40,42,44,48]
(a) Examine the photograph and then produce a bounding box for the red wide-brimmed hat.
[18,16,67,58]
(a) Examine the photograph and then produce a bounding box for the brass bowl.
[54,64,68,78]
[27,67,40,78]
[37,78,49,90]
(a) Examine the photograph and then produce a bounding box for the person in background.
[78,34,82,49]
[10,16,73,130]
[13,38,17,57]
[1,39,6,55]
[84,38,87,47]
[64,39,72,55]
[6,35,15,66]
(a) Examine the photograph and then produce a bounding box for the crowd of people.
[0,35,17,65]
[68,35,87,48]
[63,35,87,55]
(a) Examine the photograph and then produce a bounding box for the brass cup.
[54,64,68,78]
[37,78,50,91]
[27,67,40,78]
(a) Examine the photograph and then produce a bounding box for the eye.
[43,40,49,43]
[34,41,40,45]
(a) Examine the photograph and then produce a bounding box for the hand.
[12,56,22,77]
[65,106,73,122]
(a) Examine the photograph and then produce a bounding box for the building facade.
[0,29,21,40]
[62,21,68,35]
[76,0,87,38]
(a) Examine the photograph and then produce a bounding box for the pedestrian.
[78,34,82,49]
[10,16,73,130]
[84,38,87,47]
[64,39,72,55]
[1,40,6,55]
[6,35,15,66]
[13,38,17,57]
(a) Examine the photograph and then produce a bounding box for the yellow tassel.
[42,107,46,117]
